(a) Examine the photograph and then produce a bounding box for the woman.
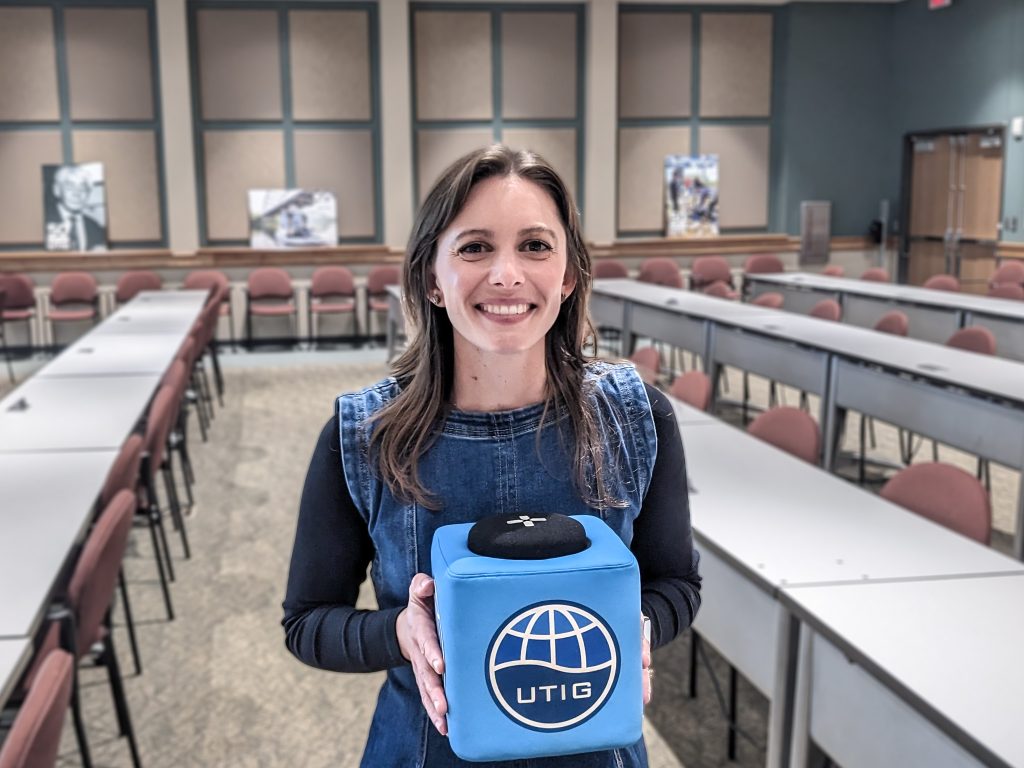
[283,145,701,767]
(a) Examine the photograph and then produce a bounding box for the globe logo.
[486,602,619,731]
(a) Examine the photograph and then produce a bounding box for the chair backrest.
[751,291,784,309]
[922,273,960,293]
[744,253,784,275]
[115,270,162,303]
[311,266,356,298]
[990,260,1024,287]
[860,267,889,282]
[593,259,629,279]
[629,347,660,385]
[144,384,179,470]
[67,490,136,655]
[161,358,190,404]
[702,280,735,299]
[690,256,732,289]
[945,326,996,355]
[183,270,230,305]
[0,649,74,768]
[196,298,221,348]
[0,274,36,309]
[809,298,842,321]
[821,265,845,277]
[247,267,293,300]
[50,272,97,305]
[669,371,711,412]
[637,257,683,289]
[367,265,401,295]
[880,462,991,544]
[99,433,144,508]
[747,406,821,465]
[987,283,1024,300]
[873,309,909,337]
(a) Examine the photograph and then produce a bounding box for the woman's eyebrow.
[453,228,494,242]
[518,226,557,239]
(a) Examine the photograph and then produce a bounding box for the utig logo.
[486,602,619,731]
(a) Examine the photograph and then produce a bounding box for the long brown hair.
[370,145,620,510]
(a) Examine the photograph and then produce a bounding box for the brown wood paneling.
[502,12,576,120]
[958,243,998,295]
[197,9,282,120]
[960,134,1002,241]
[907,240,947,286]
[414,11,492,121]
[0,7,59,121]
[909,137,953,238]
[618,12,691,119]
[290,10,370,121]
[0,131,63,245]
[699,13,772,118]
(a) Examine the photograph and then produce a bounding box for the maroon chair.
[751,292,784,309]
[366,265,401,340]
[0,287,13,383]
[747,406,821,465]
[989,260,1024,290]
[309,266,358,345]
[48,272,98,342]
[245,267,296,349]
[702,280,737,300]
[115,270,162,304]
[881,463,991,544]
[593,259,629,279]
[670,371,711,412]
[629,347,661,386]
[689,256,733,292]
[0,273,37,350]
[143,384,191,566]
[860,267,889,282]
[822,265,845,277]
[987,283,1024,300]
[183,269,234,349]
[0,650,74,768]
[809,298,842,321]
[637,257,683,289]
[946,326,996,355]
[743,253,784,275]
[874,310,909,337]
[923,273,960,292]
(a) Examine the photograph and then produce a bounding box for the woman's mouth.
[477,303,533,316]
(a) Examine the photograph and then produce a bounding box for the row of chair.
[0,287,227,768]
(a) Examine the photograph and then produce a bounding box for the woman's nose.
[488,247,524,287]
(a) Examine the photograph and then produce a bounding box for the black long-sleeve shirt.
[282,384,701,673]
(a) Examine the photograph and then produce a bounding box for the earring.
[429,292,441,305]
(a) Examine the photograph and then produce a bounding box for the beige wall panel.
[417,128,493,203]
[415,11,492,121]
[619,13,691,119]
[0,132,63,244]
[66,8,153,120]
[294,130,375,239]
[502,128,577,203]
[290,10,370,121]
[502,12,576,120]
[699,124,770,228]
[203,131,285,240]
[73,130,160,242]
[617,126,689,232]
[0,8,59,121]
[699,14,772,118]
[197,9,281,120]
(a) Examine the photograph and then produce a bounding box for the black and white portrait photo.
[42,162,108,252]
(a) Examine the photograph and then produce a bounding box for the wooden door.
[959,133,1002,241]
[907,241,948,286]
[909,136,953,238]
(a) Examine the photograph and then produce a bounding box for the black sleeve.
[633,383,702,650]
[281,416,407,673]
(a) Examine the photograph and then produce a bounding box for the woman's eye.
[521,240,552,255]
[457,242,489,259]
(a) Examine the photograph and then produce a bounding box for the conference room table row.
[591,278,1024,560]
[678,404,1024,768]
[0,290,208,708]
[744,270,1024,361]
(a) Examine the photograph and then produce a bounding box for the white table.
[35,333,185,378]
[0,374,160,452]
[0,450,117,638]
[680,420,1024,768]
[782,574,1024,768]
[0,638,32,710]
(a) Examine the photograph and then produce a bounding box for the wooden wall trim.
[996,242,1024,261]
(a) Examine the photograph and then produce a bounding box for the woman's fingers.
[404,573,449,733]
[641,614,653,706]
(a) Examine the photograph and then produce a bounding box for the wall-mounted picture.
[664,154,719,238]
[247,189,338,248]
[42,162,108,251]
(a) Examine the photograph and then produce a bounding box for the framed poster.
[664,155,719,238]
[247,189,338,248]
[42,162,108,251]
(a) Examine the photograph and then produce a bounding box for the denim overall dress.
[338,361,658,768]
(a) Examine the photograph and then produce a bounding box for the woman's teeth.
[479,304,530,316]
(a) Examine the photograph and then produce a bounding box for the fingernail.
[432,659,442,673]
[432,698,439,709]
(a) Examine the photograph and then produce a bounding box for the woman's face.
[432,175,575,361]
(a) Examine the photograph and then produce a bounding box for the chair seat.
[2,308,34,321]
[368,299,390,312]
[312,300,356,313]
[250,303,296,317]
[48,308,95,322]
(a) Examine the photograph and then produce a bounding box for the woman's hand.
[397,573,448,735]
[642,614,653,706]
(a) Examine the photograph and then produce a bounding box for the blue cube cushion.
[431,514,642,762]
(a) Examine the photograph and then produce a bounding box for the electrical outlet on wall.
[1012,116,1024,141]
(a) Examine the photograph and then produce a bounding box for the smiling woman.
[282,145,702,768]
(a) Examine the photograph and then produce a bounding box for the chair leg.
[118,568,143,676]
[162,463,191,559]
[742,372,750,425]
[727,665,738,760]
[146,472,176,583]
[71,667,94,768]
[688,632,699,698]
[145,509,175,620]
[209,344,225,406]
[102,631,143,768]
[858,414,867,486]
[1,327,14,384]
[176,444,196,510]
